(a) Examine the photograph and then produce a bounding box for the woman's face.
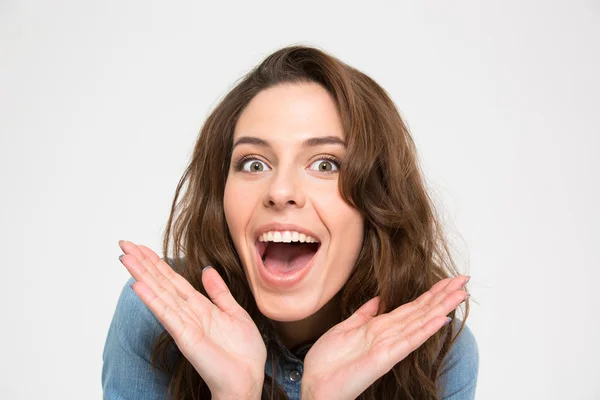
[223,82,364,322]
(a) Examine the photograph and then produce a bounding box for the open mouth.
[255,238,321,276]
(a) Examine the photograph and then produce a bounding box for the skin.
[118,83,469,399]
[223,82,364,349]
[118,242,267,399]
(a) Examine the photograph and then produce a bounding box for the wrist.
[301,391,314,400]
[213,395,260,400]
[212,383,263,400]
[213,392,261,400]
[301,383,316,400]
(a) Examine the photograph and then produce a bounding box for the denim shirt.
[102,276,479,399]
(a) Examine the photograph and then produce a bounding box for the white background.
[1,0,599,398]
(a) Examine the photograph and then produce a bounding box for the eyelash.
[232,154,342,173]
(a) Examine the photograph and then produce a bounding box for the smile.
[253,225,322,289]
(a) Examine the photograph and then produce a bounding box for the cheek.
[312,187,364,245]
[223,180,246,234]
[224,178,263,237]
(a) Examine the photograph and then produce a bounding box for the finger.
[132,243,208,327]
[120,240,215,315]
[411,276,461,309]
[410,275,469,320]
[119,251,187,314]
[201,266,246,317]
[136,244,226,318]
[389,276,466,321]
[119,250,202,327]
[337,296,381,331]
[120,241,177,292]
[387,314,451,365]
[412,277,454,306]
[130,243,201,308]
[134,244,212,308]
[130,280,189,341]
[119,241,162,277]
[130,280,228,380]
[401,289,467,339]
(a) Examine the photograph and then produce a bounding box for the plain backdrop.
[1,0,599,398]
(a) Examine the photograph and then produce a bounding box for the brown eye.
[319,161,332,171]
[241,159,270,172]
[308,159,339,173]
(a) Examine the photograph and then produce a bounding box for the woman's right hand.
[118,240,267,400]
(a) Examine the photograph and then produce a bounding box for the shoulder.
[110,257,183,351]
[112,276,167,353]
[102,272,179,399]
[436,319,479,399]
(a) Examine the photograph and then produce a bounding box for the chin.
[264,312,309,323]
[253,292,323,322]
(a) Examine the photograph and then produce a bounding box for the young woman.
[102,45,478,400]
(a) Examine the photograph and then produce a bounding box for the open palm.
[118,240,266,399]
[301,275,470,400]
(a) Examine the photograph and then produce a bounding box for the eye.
[308,158,340,173]
[241,158,271,172]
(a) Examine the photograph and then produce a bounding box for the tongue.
[264,243,317,274]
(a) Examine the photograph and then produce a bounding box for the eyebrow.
[233,135,346,149]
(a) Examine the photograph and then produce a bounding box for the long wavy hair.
[150,44,470,399]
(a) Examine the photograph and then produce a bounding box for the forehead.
[233,82,344,143]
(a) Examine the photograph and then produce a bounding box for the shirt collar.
[267,328,314,362]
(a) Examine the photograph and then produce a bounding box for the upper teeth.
[258,231,319,243]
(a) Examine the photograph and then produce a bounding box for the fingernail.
[462,276,471,287]
[462,293,471,303]
[119,254,124,262]
[442,317,452,327]
[202,265,213,273]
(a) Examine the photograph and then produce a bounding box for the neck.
[270,292,342,350]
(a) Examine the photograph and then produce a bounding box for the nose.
[263,166,306,210]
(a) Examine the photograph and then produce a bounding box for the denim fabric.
[102,276,479,399]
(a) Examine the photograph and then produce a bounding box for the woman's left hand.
[300,275,470,400]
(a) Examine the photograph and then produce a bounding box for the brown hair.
[151,44,470,399]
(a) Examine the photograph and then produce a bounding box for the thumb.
[338,296,381,331]
[201,266,243,316]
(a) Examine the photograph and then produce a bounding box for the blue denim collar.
[267,328,314,363]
